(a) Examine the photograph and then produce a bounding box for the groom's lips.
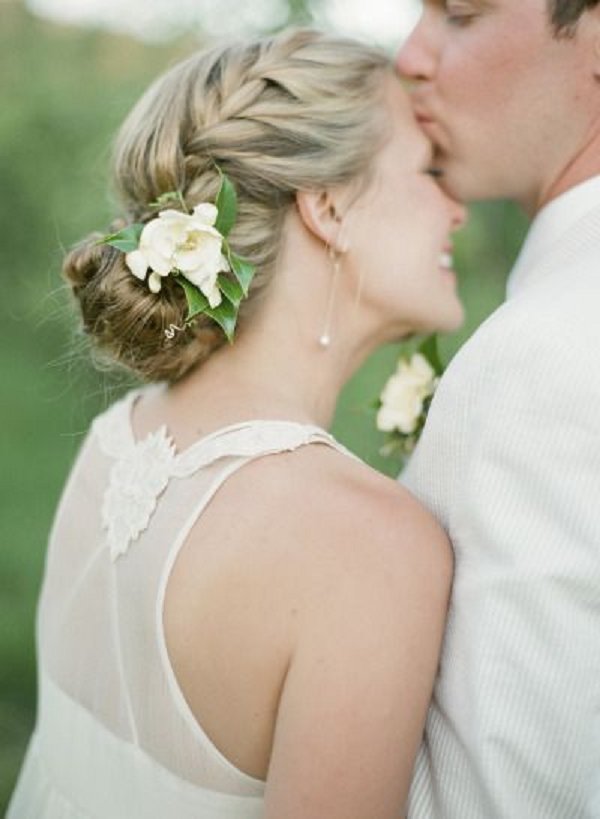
[413,108,445,148]
[411,96,438,125]
[414,107,436,126]
[414,108,433,121]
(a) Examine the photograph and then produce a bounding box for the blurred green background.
[0,0,528,809]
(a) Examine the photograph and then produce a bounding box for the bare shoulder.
[166,439,452,800]
[213,441,453,605]
[258,446,454,817]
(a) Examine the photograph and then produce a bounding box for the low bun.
[62,231,108,293]
[63,229,225,383]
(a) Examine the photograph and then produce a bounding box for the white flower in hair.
[98,170,256,343]
[125,203,230,307]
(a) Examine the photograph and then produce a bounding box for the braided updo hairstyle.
[63,29,391,383]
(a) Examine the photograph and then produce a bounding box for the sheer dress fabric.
[8,388,352,819]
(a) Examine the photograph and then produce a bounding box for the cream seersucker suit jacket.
[404,176,600,819]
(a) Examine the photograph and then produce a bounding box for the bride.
[8,27,465,819]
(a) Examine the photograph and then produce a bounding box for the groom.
[396,1,600,817]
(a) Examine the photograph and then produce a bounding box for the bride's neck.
[170,297,381,431]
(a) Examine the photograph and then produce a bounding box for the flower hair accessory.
[98,169,255,342]
[376,335,443,461]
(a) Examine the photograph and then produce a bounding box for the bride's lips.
[439,246,456,284]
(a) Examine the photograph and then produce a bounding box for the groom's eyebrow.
[428,0,488,7]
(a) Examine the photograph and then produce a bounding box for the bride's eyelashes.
[426,167,444,178]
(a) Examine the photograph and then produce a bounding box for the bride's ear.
[295,189,350,253]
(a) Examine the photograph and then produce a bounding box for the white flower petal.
[376,406,397,433]
[144,248,174,276]
[125,250,149,281]
[141,216,183,259]
[176,240,223,274]
[379,404,419,435]
[410,353,436,382]
[158,209,189,221]
[148,272,163,293]
[192,203,218,227]
[204,283,222,309]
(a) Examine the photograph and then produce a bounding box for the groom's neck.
[534,128,600,214]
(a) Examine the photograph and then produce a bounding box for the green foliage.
[228,251,255,297]
[99,223,143,252]
[418,334,443,376]
[214,170,238,238]
[177,275,238,342]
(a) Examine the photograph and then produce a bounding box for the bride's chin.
[414,305,465,337]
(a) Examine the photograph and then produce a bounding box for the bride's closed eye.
[425,167,444,178]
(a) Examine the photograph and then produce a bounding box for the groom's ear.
[295,189,349,253]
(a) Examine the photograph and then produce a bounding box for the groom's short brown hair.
[549,0,600,34]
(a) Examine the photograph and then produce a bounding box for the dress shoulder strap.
[173,419,356,475]
[91,389,358,562]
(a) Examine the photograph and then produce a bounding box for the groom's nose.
[395,12,438,83]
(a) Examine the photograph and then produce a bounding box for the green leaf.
[204,298,238,343]
[228,250,255,297]
[176,276,238,342]
[217,274,244,309]
[97,223,144,253]
[177,276,210,320]
[215,171,237,237]
[418,334,444,375]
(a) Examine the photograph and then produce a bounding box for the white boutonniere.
[376,336,443,460]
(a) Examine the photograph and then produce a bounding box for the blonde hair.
[63,28,392,382]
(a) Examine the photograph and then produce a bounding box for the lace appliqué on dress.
[93,389,355,562]
[103,426,177,561]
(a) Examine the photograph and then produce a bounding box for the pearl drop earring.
[318,248,342,350]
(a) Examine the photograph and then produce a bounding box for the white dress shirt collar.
[507,174,600,299]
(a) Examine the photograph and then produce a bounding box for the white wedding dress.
[7,387,351,818]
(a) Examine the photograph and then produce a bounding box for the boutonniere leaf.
[417,333,443,376]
